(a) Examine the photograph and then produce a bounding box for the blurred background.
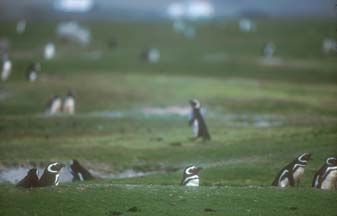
[0,0,337,215]
[0,0,337,189]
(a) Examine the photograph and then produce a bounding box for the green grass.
[0,19,336,216]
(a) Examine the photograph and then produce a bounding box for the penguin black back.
[16,168,39,188]
[38,162,64,187]
[70,159,94,181]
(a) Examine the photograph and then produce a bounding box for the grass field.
[0,19,336,216]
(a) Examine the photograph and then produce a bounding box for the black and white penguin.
[38,162,64,187]
[180,165,202,186]
[313,157,337,190]
[1,54,12,81]
[44,96,62,115]
[70,159,95,181]
[43,42,55,60]
[188,99,211,141]
[16,168,39,188]
[62,91,75,114]
[272,153,311,187]
[26,62,40,82]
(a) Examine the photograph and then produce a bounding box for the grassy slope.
[0,19,336,216]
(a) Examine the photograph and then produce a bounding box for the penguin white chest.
[63,98,75,114]
[185,177,199,187]
[192,120,199,137]
[29,71,37,82]
[50,99,62,114]
[293,167,305,182]
[321,170,337,190]
[1,61,11,81]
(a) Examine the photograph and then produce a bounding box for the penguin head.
[71,159,80,169]
[297,153,311,163]
[183,165,202,178]
[67,90,74,98]
[326,157,337,166]
[47,162,64,174]
[52,95,60,101]
[189,99,201,109]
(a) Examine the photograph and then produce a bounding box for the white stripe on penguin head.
[326,157,337,165]
[47,162,59,173]
[193,99,201,109]
[298,153,308,163]
[185,166,196,175]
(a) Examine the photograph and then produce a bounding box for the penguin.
[262,41,276,58]
[43,42,55,60]
[272,153,311,187]
[188,99,211,141]
[62,91,75,114]
[44,96,62,115]
[180,165,202,186]
[313,157,337,190]
[26,62,40,82]
[70,159,95,181]
[1,54,12,81]
[16,19,27,34]
[16,168,39,188]
[38,162,64,187]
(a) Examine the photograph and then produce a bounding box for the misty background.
[0,0,336,21]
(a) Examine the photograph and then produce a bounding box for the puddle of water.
[0,166,163,184]
[211,114,284,127]
[90,107,284,128]
[143,106,190,116]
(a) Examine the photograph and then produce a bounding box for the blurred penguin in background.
[16,19,27,34]
[62,91,75,114]
[44,96,62,115]
[189,99,211,141]
[1,54,12,81]
[43,42,55,60]
[26,62,40,82]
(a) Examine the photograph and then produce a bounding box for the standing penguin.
[70,159,95,181]
[189,99,211,141]
[313,157,337,190]
[62,91,75,114]
[44,96,62,115]
[26,62,40,82]
[38,162,64,187]
[1,54,12,81]
[43,42,55,60]
[180,165,202,186]
[16,168,39,188]
[272,153,311,187]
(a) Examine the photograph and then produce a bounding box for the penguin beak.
[197,167,203,172]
